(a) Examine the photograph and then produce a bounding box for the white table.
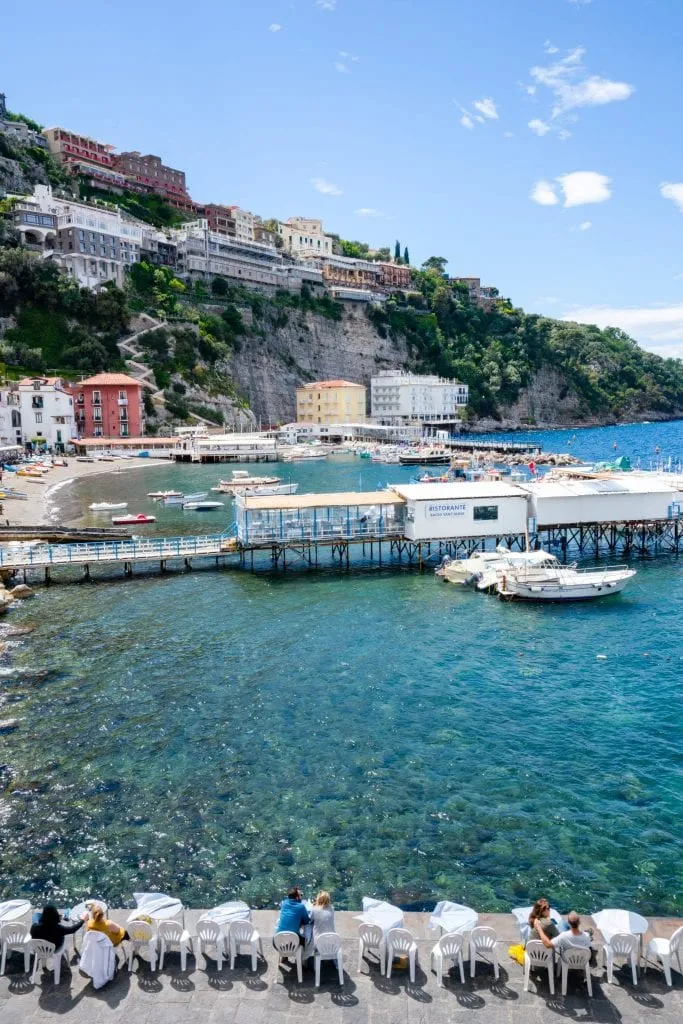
[199,901,251,940]
[592,908,649,962]
[512,906,567,945]
[128,893,184,927]
[355,897,404,936]
[0,900,31,924]
[429,901,478,936]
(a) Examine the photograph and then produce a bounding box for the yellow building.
[296,380,367,425]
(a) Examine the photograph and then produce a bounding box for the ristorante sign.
[425,501,467,518]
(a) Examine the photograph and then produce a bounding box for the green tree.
[211,276,229,296]
[394,240,401,262]
[404,246,410,265]
[374,247,391,262]
[422,256,448,274]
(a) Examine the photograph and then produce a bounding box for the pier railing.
[0,533,232,569]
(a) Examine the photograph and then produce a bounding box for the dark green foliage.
[368,272,683,420]
[221,303,245,334]
[164,393,189,420]
[271,288,343,322]
[5,111,44,132]
[78,184,188,228]
[422,256,448,274]
[211,276,229,296]
[143,390,156,417]
[404,246,410,265]
[394,240,401,262]
[188,403,224,425]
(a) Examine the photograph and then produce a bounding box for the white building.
[17,376,77,449]
[11,185,144,289]
[230,207,255,243]
[393,481,530,541]
[278,217,335,258]
[371,370,468,425]
[0,387,22,447]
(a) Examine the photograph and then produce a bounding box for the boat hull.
[498,569,635,601]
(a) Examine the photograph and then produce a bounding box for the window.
[120,423,129,437]
[92,391,101,405]
[473,505,499,522]
[119,390,126,401]
[77,392,84,404]
[31,396,44,409]
[93,407,102,422]
[34,412,43,424]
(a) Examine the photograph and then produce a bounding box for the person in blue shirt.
[275,887,310,945]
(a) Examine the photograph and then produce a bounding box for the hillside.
[1,244,682,428]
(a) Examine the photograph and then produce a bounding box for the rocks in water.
[9,584,34,600]
[4,623,37,636]
[0,718,18,733]
[0,641,6,655]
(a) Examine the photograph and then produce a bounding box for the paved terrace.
[1,910,681,1024]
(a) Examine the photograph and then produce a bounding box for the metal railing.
[0,533,234,569]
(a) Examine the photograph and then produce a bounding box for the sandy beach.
[1,458,168,529]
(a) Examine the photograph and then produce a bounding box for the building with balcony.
[43,127,116,173]
[0,386,22,447]
[296,380,367,425]
[371,370,468,425]
[450,277,499,310]
[70,372,144,439]
[113,151,195,212]
[17,377,77,449]
[200,204,237,237]
[12,185,144,288]
[376,261,414,292]
[278,217,335,257]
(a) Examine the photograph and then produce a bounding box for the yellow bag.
[508,943,526,966]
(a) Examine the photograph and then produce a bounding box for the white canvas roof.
[392,481,528,501]
[523,476,679,498]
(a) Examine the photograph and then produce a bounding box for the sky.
[3,0,683,358]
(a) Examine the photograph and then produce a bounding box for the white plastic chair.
[157,919,192,971]
[194,919,225,971]
[523,939,555,995]
[430,931,465,987]
[385,927,417,984]
[469,926,499,980]
[229,920,262,973]
[26,938,70,984]
[559,945,592,996]
[314,932,343,987]
[0,923,30,975]
[645,925,683,986]
[273,930,303,984]
[126,919,157,972]
[602,931,639,985]
[358,923,385,975]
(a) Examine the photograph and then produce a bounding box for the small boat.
[399,449,451,466]
[76,457,95,463]
[497,562,636,602]
[89,502,129,512]
[182,500,225,511]
[160,491,207,505]
[148,490,183,500]
[0,489,28,500]
[211,471,281,493]
[283,448,328,462]
[242,482,298,496]
[437,546,558,590]
[111,513,156,525]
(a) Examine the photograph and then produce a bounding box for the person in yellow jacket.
[85,904,128,947]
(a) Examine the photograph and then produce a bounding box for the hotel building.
[371,370,468,425]
[296,380,367,425]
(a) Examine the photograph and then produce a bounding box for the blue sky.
[4,0,683,357]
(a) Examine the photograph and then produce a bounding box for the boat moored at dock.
[496,560,637,601]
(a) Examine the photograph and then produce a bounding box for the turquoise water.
[0,422,682,913]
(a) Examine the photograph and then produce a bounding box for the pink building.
[71,373,144,439]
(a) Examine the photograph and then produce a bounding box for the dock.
[445,437,543,454]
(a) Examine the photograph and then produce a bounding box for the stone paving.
[0,910,680,1023]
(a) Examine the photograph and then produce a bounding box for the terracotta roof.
[76,373,143,388]
[299,380,365,389]
[18,376,63,387]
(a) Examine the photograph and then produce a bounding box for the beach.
[1,458,168,529]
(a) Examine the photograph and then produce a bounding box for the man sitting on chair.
[536,911,591,952]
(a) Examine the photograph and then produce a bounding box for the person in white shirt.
[536,911,591,953]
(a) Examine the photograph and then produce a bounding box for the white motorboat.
[148,490,183,500]
[437,546,554,590]
[211,470,281,493]
[89,501,128,512]
[242,482,299,496]
[282,448,328,462]
[496,561,636,601]
[183,500,225,511]
[160,491,207,505]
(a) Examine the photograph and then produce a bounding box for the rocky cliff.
[228,302,412,424]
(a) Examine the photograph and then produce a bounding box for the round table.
[429,901,478,936]
[592,909,649,961]
[128,894,184,927]
[199,901,251,938]
[0,900,31,924]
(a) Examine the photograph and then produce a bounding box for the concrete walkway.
[0,910,680,1023]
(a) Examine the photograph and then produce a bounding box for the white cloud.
[460,113,474,129]
[558,128,573,141]
[530,180,559,205]
[530,47,634,118]
[562,304,683,357]
[315,0,336,9]
[568,0,593,6]
[661,182,683,213]
[334,61,349,74]
[340,50,360,62]
[544,40,559,55]
[268,23,282,32]
[354,208,384,218]
[473,97,498,120]
[311,177,343,196]
[529,118,551,136]
[558,170,611,207]
[579,220,592,230]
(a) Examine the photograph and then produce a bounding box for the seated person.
[30,904,85,950]
[529,898,559,942]
[536,911,591,953]
[85,904,128,947]
[309,890,335,941]
[275,887,310,945]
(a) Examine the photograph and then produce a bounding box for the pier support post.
[184,558,191,570]
[44,567,50,585]
[84,564,90,580]
[160,560,167,573]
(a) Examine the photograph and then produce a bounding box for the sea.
[0,420,681,914]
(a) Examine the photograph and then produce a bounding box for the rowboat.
[148,490,183,500]
[89,502,128,512]
[111,513,156,525]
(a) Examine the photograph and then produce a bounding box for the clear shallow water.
[1,422,682,913]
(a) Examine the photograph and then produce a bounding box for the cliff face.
[228,302,412,423]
